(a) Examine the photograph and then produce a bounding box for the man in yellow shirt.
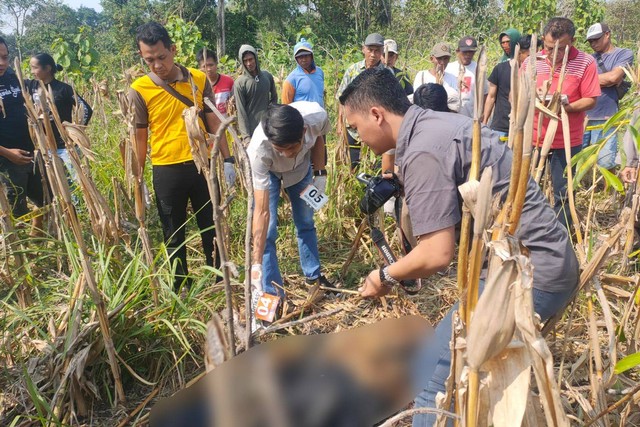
[129,22,235,290]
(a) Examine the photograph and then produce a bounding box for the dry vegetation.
[1,47,640,427]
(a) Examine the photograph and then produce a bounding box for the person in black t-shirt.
[483,35,532,139]
[27,53,92,183]
[0,37,45,223]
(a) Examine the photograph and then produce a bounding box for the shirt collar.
[166,64,190,83]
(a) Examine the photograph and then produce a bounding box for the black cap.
[457,36,478,52]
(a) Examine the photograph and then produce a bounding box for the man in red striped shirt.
[523,17,600,230]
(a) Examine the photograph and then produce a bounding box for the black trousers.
[0,156,45,218]
[152,162,219,288]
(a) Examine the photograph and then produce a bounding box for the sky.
[62,0,103,12]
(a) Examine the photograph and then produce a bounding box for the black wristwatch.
[379,266,400,288]
[224,156,236,164]
[313,169,327,177]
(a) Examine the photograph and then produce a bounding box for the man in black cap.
[336,33,393,169]
[445,35,488,112]
[583,22,634,170]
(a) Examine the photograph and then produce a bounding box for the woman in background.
[26,53,92,184]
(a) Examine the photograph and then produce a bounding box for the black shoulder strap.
[594,53,608,74]
[148,71,195,108]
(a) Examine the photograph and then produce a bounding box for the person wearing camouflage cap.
[336,33,394,169]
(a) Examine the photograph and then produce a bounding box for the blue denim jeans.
[263,167,321,296]
[582,119,618,170]
[548,145,582,230]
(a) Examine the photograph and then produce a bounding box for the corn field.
[1,40,640,427]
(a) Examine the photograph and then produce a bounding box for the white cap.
[586,23,610,41]
[384,39,398,54]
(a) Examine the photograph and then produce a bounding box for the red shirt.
[212,74,234,115]
[523,46,601,149]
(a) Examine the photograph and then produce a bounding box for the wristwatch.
[313,169,327,177]
[379,266,400,288]
[224,156,236,164]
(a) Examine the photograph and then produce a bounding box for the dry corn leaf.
[483,343,531,427]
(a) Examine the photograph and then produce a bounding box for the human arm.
[311,135,326,172]
[381,151,395,174]
[282,80,295,105]
[0,146,33,165]
[76,95,93,125]
[359,226,455,297]
[565,61,601,114]
[564,97,597,113]
[233,81,250,138]
[251,188,270,265]
[599,68,627,87]
[128,88,149,175]
[482,82,498,124]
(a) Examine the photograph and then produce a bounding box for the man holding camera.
[339,68,578,425]
[248,101,331,300]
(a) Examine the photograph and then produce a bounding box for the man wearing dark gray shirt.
[339,68,579,426]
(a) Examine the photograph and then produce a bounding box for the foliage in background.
[51,26,100,79]
[165,15,204,66]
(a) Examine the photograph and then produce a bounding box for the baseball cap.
[364,33,385,46]
[384,39,398,54]
[294,38,313,57]
[586,23,611,41]
[457,36,478,52]
[431,42,452,58]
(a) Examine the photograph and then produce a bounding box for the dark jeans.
[347,133,361,170]
[0,156,45,218]
[411,282,576,426]
[548,145,582,230]
[152,162,219,288]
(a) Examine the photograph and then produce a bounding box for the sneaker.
[305,275,333,288]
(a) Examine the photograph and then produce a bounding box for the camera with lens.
[357,173,402,215]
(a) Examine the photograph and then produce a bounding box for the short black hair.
[543,17,576,39]
[136,22,173,49]
[32,53,63,75]
[196,47,218,64]
[0,36,7,50]
[413,83,450,112]
[339,68,411,116]
[517,35,532,50]
[262,104,304,146]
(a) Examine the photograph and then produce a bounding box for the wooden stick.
[560,105,585,259]
[206,98,254,350]
[254,307,344,337]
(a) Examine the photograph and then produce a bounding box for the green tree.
[0,0,44,58]
[21,1,80,55]
[504,0,556,34]
[165,15,204,65]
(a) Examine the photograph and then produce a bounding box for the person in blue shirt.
[282,38,325,107]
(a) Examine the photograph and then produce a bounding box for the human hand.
[223,161,237,187]
[359,269,391,298]
[313,175,327,193]
[3,148,33,165]
[621,166,637,184]
[250,264,263,291]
